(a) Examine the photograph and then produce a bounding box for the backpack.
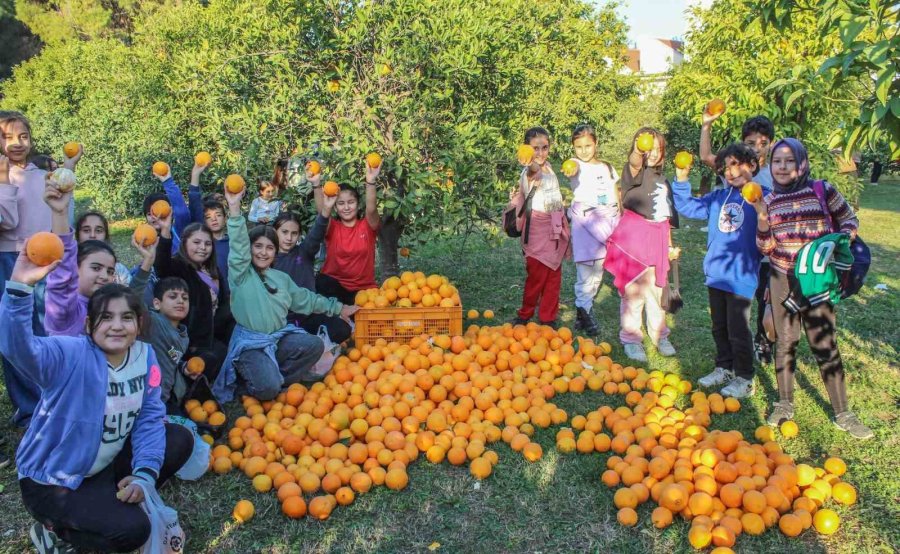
[811,180,870,298]
[503,185,537,240]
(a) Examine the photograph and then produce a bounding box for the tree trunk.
[699,173,712,195]
[377,215,404,279]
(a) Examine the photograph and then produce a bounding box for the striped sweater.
[756,181,858,274]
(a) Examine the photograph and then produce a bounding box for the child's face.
[260,186,276,201]
[146,212,162,232]
[645,137,663,167]
[251,237,276,270]
[153,288,189,322]
[0,120,32,165]
[770,145,798,186]
[204,208,226,234]
[78,215,107,242]
[336,191,359,222]
[276,221,300,253]
[722,156,755,188]
[528,135,550,166]
[572,135,597,163]
[78,251,116,297]
[743,132,772,165]
[90,297,139,355]
[184,231,213,265]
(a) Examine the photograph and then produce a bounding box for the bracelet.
[365,181,376,186]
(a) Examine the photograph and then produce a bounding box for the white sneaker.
[698,367,734,388]
[623,343,648,363]
[656,338,676,357]
[720,376,756,399]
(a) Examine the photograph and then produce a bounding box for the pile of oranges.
[354,272,462,309]
[186,398,227,428]
[208,322,857,549]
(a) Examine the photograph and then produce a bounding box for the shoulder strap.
[811,180,838,233]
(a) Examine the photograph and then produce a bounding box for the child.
[315,159,382,305]
[702,111,777,362]
[509,127,570,328]
[0,112,79,428]
[75,211,134,285]
[673,143,768,398]
[750,138,872,439]
[604,127,679,362]
[155,213,232,382]
[215,187,358,402]
[202,199,230,287]
[565,124,620,334]
[273,193,352,344]
[248,180,282,225]
[0,252,193,553]
[143,277,193,410]
[43,184,154,337]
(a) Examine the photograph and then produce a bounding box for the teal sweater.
[227,216,342,334]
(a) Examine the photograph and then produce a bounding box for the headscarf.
[770,138,810,194]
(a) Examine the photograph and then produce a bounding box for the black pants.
[293,312,353,344]
[754,262,772,344]
[20,423,193,553]
[769,270,848,413]
[315,272,357,306]
[708,287,755,379]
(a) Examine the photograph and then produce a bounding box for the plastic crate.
[354,306,463,346]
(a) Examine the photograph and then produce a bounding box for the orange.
[323,181,340,197]
[796,463,816,487]
[516,144,535,165]
[651,506,673,528]
[212,457,232,474]
[131,223,158,248]
[812,508,840,535]
[741,512,765,535]
[617,507,638,527]
[185,356,205,375]
[399,247,410,257]
[741,182,763,202]
[208,411,226,426]
[308,496,333,520]
[366,152,382,169]
[688,491,713,516]
[152,161,169,176]
[281,496,307,519]
[277,482,302,502]
[561,159,578,177]
[233,499,255,523]
[636,132,654,152]
[832,482,857,505]
[195,151,212,166]
[467,309,479,319]
[335,486,356,506]
[385,468,409,490]
[659,484,687,512]
[688,525,712,548]
[470,457,492,480]
[778,513,803,537]
[780,420,798,438]
[252,474,273,493]
[522,442,542,462]
[63,141,80,158]
[823,457,847,477]
[614,488,638,509]
[306,160,321,176]
[706,98,726,116]
[674,151,693,169]
[26,232,64,267]
[710,525,735,548]
[483,310,494,319]
[224,174,246,194]
[742,490,767,514]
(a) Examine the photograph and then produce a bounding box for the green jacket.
[227,215,342,334]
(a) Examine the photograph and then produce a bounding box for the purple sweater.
[0,163,52,252]
[44,232,86,337]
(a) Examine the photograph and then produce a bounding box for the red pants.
[518,256,562,322]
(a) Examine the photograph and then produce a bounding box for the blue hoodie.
[672,180,770,299]
[0,285,167,489]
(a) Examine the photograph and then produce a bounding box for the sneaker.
[30,522,76,554]
[720,376,756,399]
[698,367,734,388]
[574,307,599,335]
[766,401,794,427]
[508,316,530,326]
[539,320,559,330]
[834,411,874,440]
[623,343,648,363]
[656,338,676,357]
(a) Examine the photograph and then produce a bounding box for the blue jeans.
[0,250,43,428]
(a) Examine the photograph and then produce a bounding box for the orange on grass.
[517,144,535,165]
[26,232,64,267]
[688,525,712,549]
[366,152,382,169]
[467,309,479,320]
[651,506,673,528]
[152,161,169,177]
[252,474,273,493]
[350,472,373,493]
[470,457,492,480]
[195,151,212,166]
[233,500,255,523]
[823,457,847,477]
[308,496,333,520]
[522,442,542,462]
[224,174,246,194]
[706,98,726,116]
[212,457,232,474]
[674,151,693,169]
[281,496,307,519]
[483,309,495,319]
[812,508,840,535]
[778,513,803,537]
[63,141,80,158]
[659,484,688,512]
[277,482,302,502]
[710,525,735,548]
[617,507,638,527]
[614,488,638,510]
[742,490,767,514]
[385,468,409,490]
[335,486,356,506]
[780,420,799,438]
[741,512,766,536]
[832,482,857,505]
[323,181,340,197]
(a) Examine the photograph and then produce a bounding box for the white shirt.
[570,160,619,208]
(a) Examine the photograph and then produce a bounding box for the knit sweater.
[756,181,858,274]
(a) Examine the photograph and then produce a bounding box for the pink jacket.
[0,163,51,252]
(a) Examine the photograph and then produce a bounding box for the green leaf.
[874,69,894,104]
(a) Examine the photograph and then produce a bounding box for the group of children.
[0,103,874,552]
[512,114,872,440]
[0,110,382,553]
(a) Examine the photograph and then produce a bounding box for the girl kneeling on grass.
[604,127,679,362]
[750,138,872,439]
[510,126,571,328]
[0,249,192,554]
[214,188,358,403]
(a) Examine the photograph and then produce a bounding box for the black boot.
[575,307,599,335]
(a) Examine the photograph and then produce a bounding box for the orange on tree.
[26,232,64,267]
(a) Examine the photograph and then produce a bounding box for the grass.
[1,179,899,553]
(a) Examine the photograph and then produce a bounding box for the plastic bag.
[135,480,186,553]
[310,325,341,378]
[166,415,210,481]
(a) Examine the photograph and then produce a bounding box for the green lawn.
[1,180,898,553]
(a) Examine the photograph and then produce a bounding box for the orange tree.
[1,0,634,276]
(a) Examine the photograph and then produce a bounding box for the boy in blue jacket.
[0,245,193,554]
[672,143,769,398]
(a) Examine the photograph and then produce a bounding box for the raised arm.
[299,194,335,260]
[364,160,381,230]
[309,170,324,214]
[128,236,158,304]
[43,182,81,335]
[670,163,712,220]
[153,209,178,278]
[157,168,190,237]
[187,161,208,224]
[699,108,724,171]
[225,187,252,288]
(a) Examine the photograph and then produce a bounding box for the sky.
[610,0,713,44]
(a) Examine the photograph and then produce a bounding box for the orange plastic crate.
[354,306,463,346]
